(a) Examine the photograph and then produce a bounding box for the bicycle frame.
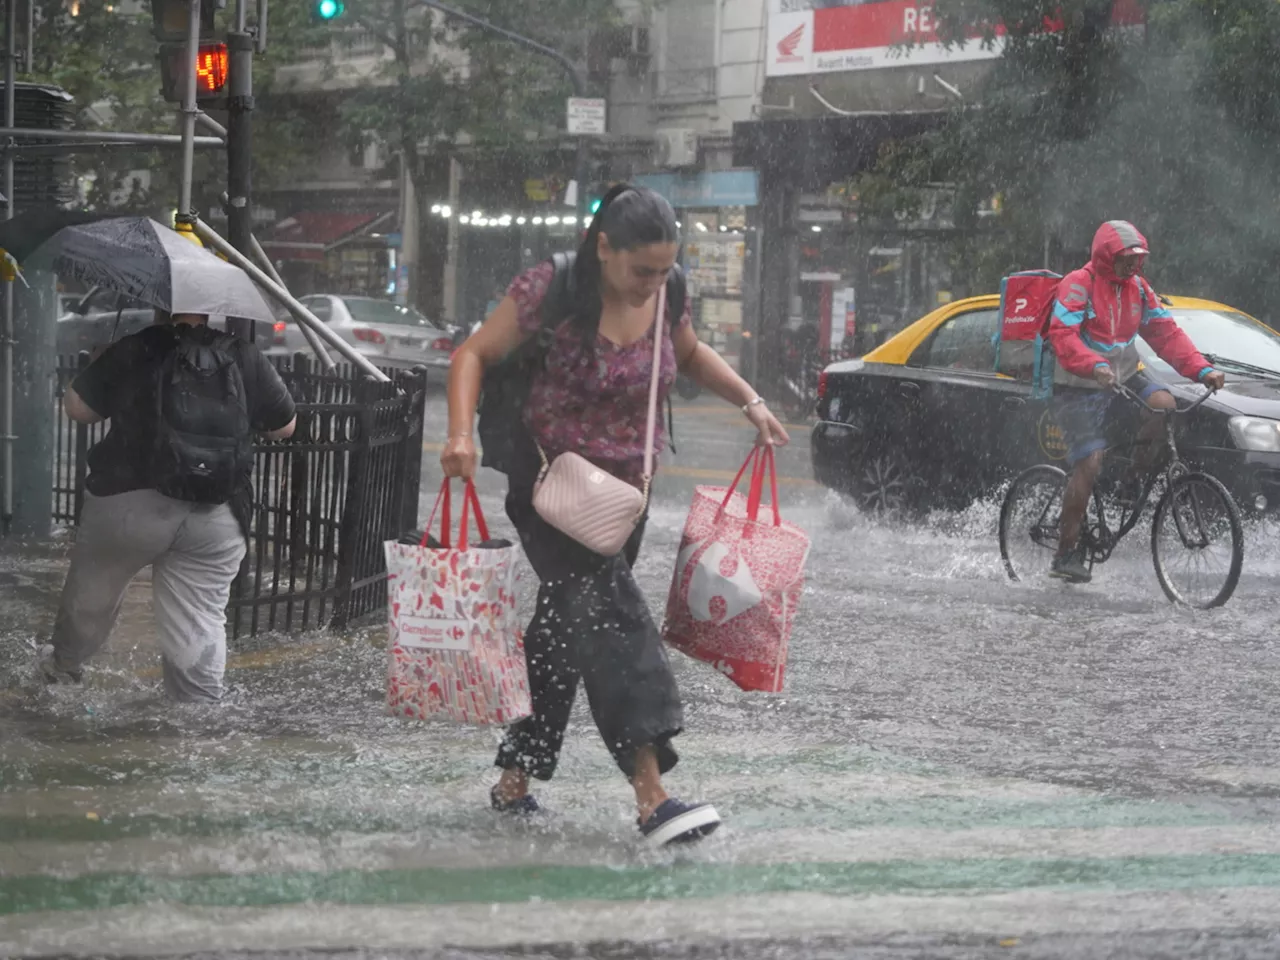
[1079,383,1217,562]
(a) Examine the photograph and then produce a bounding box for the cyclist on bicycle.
[1047,220,1226,583]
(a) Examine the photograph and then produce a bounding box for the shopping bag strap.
[424,480,491,549]
[458,481,491,547]
[424,481,453,548]
[717,446,782,527]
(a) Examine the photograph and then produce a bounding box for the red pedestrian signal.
[195,43,229,94]
[158,42,229,102]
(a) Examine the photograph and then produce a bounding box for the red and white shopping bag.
[663,447,810,693]
[383,480,530,725]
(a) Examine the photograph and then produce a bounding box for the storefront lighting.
[695,222,708,232]
[430,204,441,214]
[440,206,452,218]
[516,216,527,225]
[811,225,822,233]
[533,216,544,225]
[719,225,728,232]
[460,215,470,224]
[546,216,560,225]
[471,210,483,220]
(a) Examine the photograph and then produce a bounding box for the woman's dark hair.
[570,183,678,342]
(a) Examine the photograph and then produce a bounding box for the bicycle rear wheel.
[999,465,1068,582]
[1151,471,1244,608]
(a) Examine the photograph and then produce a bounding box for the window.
[915,309,999,371]
[302,297,332,323]
[343,297,435,329]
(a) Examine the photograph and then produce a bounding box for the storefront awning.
[260,210,395,263]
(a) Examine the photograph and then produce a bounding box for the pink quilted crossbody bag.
[532,284,668,556]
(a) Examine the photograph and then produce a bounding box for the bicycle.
[998,383,1244,609]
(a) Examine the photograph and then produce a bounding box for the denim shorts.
[1054,370,1169,465]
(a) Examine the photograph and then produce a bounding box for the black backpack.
[477,252,687,474]
[150,327,253,504]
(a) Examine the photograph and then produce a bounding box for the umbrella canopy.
[0,209,117,262]
[31,216,276,323]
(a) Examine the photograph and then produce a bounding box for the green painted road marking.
[6,825,1280,880]
[5,854,1280,916]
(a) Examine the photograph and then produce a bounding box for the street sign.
[566,97,607,135]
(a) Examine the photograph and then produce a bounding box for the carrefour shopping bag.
[663,447,810,693]
[383,480,530,725]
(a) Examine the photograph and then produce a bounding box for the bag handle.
[423,480,490,549]
[717,446,782,527]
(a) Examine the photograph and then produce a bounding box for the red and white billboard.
[766,0,1142,77]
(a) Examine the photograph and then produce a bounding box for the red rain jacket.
[1048,221,1214,388]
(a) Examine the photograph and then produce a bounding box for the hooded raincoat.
[1048,220,1214,390]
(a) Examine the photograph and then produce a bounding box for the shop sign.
[765,0,1143,77]
[632,170,759,208]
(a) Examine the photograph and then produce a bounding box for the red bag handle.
[423,480,491,549]
[718,446,782,527]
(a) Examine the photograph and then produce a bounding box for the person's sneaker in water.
[36,645,82,686]
[639,798,721,846]
[1050,548,1092,584]
[490,784,540,815]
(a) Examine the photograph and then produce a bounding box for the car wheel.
[852,448,919,518]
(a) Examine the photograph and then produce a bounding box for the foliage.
[860,0,1280,318]
[334,0,619,188]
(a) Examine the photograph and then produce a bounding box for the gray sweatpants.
[51,489,247,701]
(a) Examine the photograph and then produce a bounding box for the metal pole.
[193,219,390,382]
[411,0,589,223]
[250,236,336,370]
[178,0,201,218]
[226,0,255,340]
[0,127,224,147]
[1,0,13,534]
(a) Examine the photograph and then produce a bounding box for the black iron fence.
[53,352,427,639]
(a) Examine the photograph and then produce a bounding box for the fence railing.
[53,352,427,639]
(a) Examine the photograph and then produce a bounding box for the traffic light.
[159,42,229,103]
[150,0,224,42]
[314,0,345,21]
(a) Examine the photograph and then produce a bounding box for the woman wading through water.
[443,185,788,845]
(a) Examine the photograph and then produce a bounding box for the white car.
[276,295,454,372]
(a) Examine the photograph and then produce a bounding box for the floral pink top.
[509,260,691,486]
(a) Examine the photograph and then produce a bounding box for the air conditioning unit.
[655,128,698,168]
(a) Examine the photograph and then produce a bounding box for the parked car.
[277,295,454,373]
[812,294,1280,518]
[57,289,284,356]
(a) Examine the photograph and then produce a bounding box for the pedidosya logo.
[1038,409,1067,460]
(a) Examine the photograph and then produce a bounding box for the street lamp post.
[409,0,590,226]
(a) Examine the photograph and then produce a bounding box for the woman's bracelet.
[741,396,766,417]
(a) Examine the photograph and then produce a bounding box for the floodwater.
[3,401,1280,958]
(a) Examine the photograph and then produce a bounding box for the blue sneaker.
[639,798,721,846]
[490,785,540,815]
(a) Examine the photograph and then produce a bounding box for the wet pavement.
[3,391,1280,958]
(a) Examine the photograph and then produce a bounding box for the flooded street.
[3,395,1280,958]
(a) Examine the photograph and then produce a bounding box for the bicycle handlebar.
[1112,381,1218,415]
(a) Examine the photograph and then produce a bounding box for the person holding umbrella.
[30,218,300,700]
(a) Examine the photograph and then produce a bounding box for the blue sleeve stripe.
[1198,366,1214,380]
[1143,307,1173,325]
[1053,301,1085,326]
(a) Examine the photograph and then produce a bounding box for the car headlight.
[1229,416,1280,452]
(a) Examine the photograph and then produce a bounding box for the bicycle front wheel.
[999,464,1068,582]
[1151,471,1244,609]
